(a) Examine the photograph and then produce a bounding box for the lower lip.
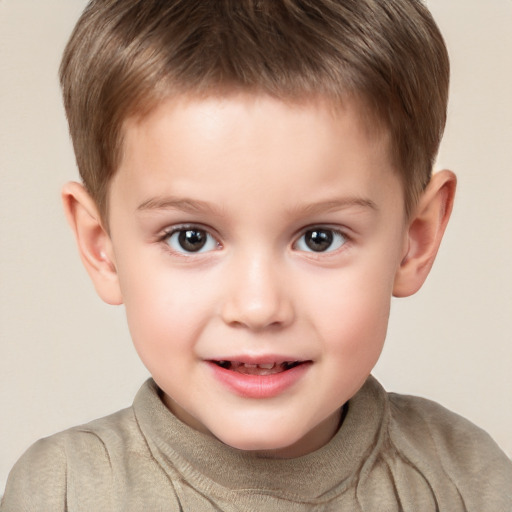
[207,362,311,399]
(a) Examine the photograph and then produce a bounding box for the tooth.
[258,363,275,369]
[243,363,258,368]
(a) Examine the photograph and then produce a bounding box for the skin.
[63,93,455,458]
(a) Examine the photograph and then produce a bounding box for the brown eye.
[178,229,207,251]
[166,228,218,253]
[296,228,346,253]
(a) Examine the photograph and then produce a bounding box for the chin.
[207,405,342,457]
[212,422,309,456]
[232,437,292,453]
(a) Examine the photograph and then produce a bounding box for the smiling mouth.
[212,360,305,376]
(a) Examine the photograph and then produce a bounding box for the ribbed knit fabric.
[2,376,511,511]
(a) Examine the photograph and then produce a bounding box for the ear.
[393,170,456,297]
[61,182,123,305]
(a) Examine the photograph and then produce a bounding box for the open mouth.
[211,360,305,376]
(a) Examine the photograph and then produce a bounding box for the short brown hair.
[60,0,449,219]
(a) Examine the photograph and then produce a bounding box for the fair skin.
[63,93,455,458]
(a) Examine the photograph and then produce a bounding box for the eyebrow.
[292,197,378,216]
[136,196,222,215]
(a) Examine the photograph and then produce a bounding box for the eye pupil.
[305,229,333,252]
[178,229,207,252]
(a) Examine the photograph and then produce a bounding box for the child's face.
[107,93,408,457]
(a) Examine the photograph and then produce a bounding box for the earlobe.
[61,182,123,305]
[393,170,456,297]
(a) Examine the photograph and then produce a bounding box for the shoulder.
[387,391,508,465]
[1,406,139,511]
[386,391,512,505]
[1,433,68,511]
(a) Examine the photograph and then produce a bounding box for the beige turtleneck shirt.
[2,376,511,511]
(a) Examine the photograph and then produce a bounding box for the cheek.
[117,260,216,362]
[308,263,393,355]
[315,281,391,404]
[322,291,390,354]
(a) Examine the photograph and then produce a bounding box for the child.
[2,0,511,510]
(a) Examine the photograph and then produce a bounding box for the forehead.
[110,92,401,218]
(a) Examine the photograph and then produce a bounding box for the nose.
[220,253,295,331]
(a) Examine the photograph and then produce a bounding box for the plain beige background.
[1,0,511,493]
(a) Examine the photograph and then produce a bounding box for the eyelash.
[158,225,350,256]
